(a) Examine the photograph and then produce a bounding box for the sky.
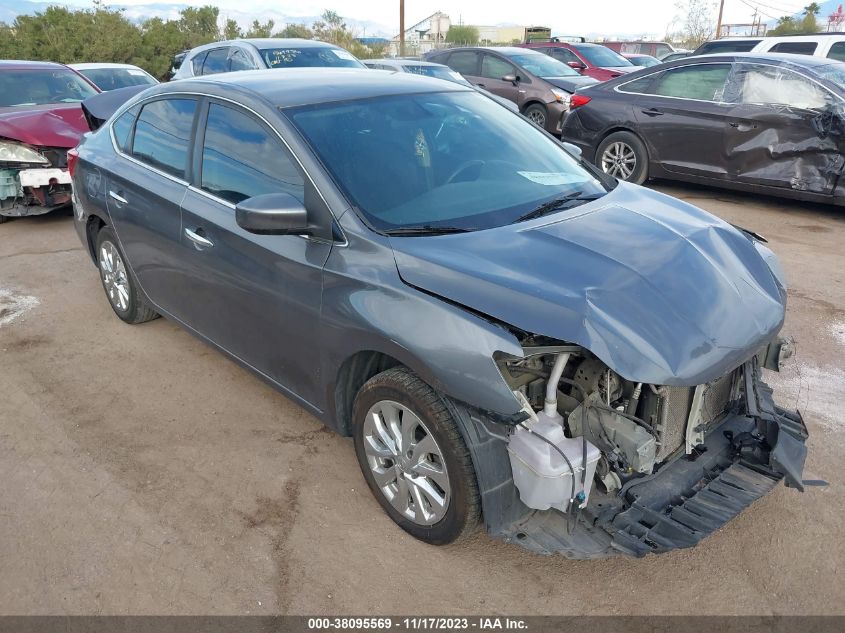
[2,0,814,37]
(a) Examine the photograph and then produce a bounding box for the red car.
[520,41,638,82]
[0,60,98,223]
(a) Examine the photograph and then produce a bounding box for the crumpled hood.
[544,75,600,92]
[0,104,89,148]
[390,183,786,386]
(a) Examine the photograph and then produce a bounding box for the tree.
[245,19,274,38]
[177,6,220,47]
[222,18,242,40]
[672,0,717,49]
[445,25,479,46]
[276,23,313,39]
[312,10,347,45]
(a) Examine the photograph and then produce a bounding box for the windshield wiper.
[515,191,605,223]
[384,225,475,236]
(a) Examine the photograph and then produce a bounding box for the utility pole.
[399,0,405,57]
[715,0,725,39]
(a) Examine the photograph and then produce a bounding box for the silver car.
[172,38,365,80]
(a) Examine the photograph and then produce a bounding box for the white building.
[390,11,451,56]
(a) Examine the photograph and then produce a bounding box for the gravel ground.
[0,182,843,615]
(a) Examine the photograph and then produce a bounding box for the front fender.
[318,230,525,430]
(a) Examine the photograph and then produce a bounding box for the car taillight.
[67,148,79,178]
[570,94,592,109]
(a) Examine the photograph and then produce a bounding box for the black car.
[563,53,845,204]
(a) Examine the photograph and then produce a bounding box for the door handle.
[184,227,214,248]
[641,108,663,117]
[729,121,756,131]
[108,190,127,204]
[475,82,486,88]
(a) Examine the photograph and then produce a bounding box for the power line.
[737,0,784,21]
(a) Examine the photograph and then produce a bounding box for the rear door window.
[202,48,230,75]
[768,41,818,55]
[650,64,731,101]
[130,98,197,179]
[447,51,480,76]
[199,103,304,205]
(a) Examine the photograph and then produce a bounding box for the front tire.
[523,103,548,130]
[596,131,649,184]
[352,367,480,545]
[96,226,159,324]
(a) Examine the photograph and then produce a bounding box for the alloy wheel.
[527,110,546,127]
[99,241,130,312]
[601,141,637,180]
[362,400,451,526]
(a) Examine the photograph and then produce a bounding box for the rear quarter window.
[111,105,139,152]
[768,41,818,55]
[828,41,845,62]
[618,75,655,94]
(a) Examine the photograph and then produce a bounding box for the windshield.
[259,46,364,69]
[404,65,471,85]
[629,56,660,67]
[814,62,845,91]
[576,45,632,67]
[286,91,607,232]
[78,68,157,91]
[505,53,579,77]
[0,69,98,107]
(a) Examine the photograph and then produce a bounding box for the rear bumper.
[487,363,808,558]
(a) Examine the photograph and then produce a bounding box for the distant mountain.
[0,0,393,37]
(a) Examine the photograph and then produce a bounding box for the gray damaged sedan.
[69,68,808,558]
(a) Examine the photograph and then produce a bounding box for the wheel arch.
[85,214,107,263]
[332,350,407,437]
[520,99,547,114]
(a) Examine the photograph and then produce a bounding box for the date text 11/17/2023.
[306,617,528,630]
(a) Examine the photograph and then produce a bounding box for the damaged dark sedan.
[0,60,98,223]
[563,52,845,205]
[71,68,808,558]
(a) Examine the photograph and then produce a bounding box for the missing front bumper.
[494,363,808,558]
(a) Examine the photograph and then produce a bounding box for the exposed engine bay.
[489,337,807,557]
[0,147,73,220]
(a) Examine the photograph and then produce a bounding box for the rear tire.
[596,131,649,184]
[352,367,480,545]
[95,226,159,324]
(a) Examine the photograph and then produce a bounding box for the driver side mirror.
[502,74,519,84]
[567,61,586,70]
[235,192,310,235]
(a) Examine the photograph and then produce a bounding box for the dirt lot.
[1,182,843,615]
